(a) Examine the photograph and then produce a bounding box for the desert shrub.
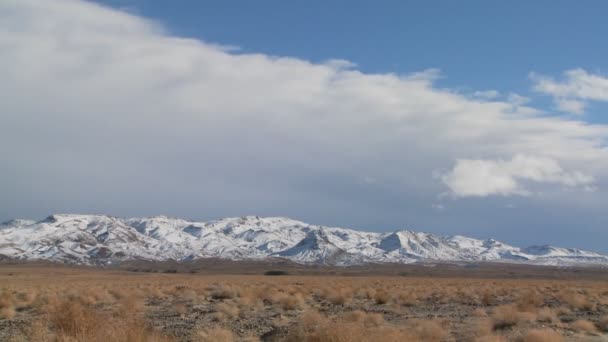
[521,329,563,342]
[469,318,494,340]
[84,287,114,305]
[4,267,608,342]
[536,307,557,323]
[0,291,13,308]
[0,306,16,320]
[20,320,54,342]
[374,289,390,305]
[342,310,384,327]
[558,290,594,311]
[235,288,264,310]
[215,302,239,319]
[396,291,417,306]
[177,288,198,302]
[290,323,408,342]
[324,288,352,306]
[50,299,100,336]
[406,319,449,342]
[15,290,36,308]
[474,335,505,342]
[285,310,415,342]
[599,315,608,332]
[277,293,305,311]
[257,287,304,310]
[0,291,15,319]
[192,327,234,342]
[285,310,324,341]
[152,287,167,298]
[455,288,480,305]
[173,302,188,317]
[481,290,494,306]
[492,304,519,329]
[43,297,172,342]
[210,284,236,300]
[517,290,543,312]
[491,304,535,329]
[555,306,571,316]
[357,287,376,300]
[472,308,488,317]
[570,319,597,334]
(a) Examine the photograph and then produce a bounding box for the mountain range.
[1,214,607,267]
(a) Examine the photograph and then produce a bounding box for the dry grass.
[285,309,417,342]
[405,319,449,342]
[192,326,235,342]
[0,306,15,320]
[214,302,240,319]
[481,289,495,306]
[570,319,597,334]
[373,289,390,305]
[1,265,607,342]
[0,291,15,320]
[473,307,488,317]
[267,291,306,311]
[395,291,417,306]
[517,290,543,312]
[599,315,608,332]
[209,284,237,300]
[475,335,505,342]
[520,329,563,342]
[18,296,174,342]
[324,287,352,306]
[342,310,384,327]
[536,307,558,323]
[557,289,594,311]
[492,304,526,329]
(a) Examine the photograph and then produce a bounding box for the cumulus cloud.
[441,155,594,197]
[555,98,586,115]
[507,93,530,106]
[532,69,608,114]
[472,90,499,100]
[0,0,607,231]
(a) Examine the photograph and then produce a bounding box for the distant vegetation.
[264,270,289,276]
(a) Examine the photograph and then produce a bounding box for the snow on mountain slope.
[275,230,347,263]
[0,214,607,267]
[447,236,530,261]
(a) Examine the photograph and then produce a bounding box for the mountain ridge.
[1,214,606,267]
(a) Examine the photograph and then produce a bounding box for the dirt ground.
[1,263,608,341]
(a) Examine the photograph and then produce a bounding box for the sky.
[1,0,608,252]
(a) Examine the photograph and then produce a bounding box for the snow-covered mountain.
[1,214,607,267]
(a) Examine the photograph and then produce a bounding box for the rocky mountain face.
[1,214,607,266]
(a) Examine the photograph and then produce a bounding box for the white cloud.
[0,0,607,223]
[472,90,499,100]
[532,69,608,114]
[507,93,530,106]
[555,98,586,115]
[441,155,594,197]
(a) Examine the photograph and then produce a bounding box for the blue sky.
[2,0,608,252]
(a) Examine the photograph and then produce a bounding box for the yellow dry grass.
[0,265,606,341]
